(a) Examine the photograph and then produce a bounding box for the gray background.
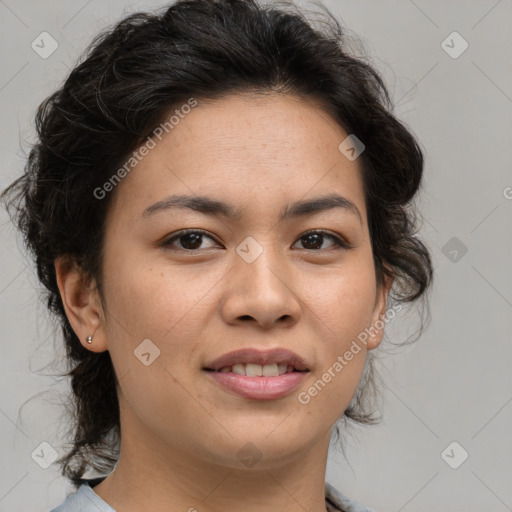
[1,0,511,511]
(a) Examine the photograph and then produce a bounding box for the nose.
[220,242,301,330]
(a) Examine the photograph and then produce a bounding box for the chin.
[197,426,321,469]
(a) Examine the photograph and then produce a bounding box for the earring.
[86,335,93,344]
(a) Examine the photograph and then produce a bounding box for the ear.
[366,271,394,350]
[54,256,108,353]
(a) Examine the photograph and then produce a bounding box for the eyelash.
[162,229,351,252]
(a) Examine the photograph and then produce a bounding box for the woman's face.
[92,93,390,469]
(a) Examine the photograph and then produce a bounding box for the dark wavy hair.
[2,0,433,486]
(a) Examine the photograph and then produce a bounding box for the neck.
[93,409,333,512]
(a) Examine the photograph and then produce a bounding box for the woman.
[2,0,432,510]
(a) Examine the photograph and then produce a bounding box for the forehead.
[107,92,367,223]
[162,92,346,160]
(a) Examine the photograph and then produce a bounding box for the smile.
[208,363,305,376]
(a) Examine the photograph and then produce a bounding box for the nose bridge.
[237,235,287,296]
[246,245,284,290]
[222,234,301,327]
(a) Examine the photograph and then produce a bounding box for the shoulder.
[49,482,116,512]
[325,481,375,512]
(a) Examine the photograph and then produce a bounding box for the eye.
[162,229,219,251]
[162,228,350,252]
[292,230,350,251]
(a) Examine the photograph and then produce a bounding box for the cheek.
[102,249,224,341]
[100,252,228,407]
[100,258,213,438]
[295,256,376,416]
[300,256,377,340]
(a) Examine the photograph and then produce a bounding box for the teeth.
[232,364,245,375]
[278,364,288,374]
[220,363,293,376]
[262,364,279,377]
[246,363,263,376]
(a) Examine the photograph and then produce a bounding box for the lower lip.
[205,371,308,400]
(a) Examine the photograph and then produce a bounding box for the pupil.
[303,233,322,249]
[181,233,202,249]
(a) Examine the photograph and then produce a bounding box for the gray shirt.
[50,478,374,511]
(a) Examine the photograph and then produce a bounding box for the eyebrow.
[142,193,363,224]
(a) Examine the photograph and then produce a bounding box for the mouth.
[203,347,310,373]
[203,363,308,376]
[202,348,310,400]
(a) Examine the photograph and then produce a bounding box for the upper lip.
[204,348,310,372]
